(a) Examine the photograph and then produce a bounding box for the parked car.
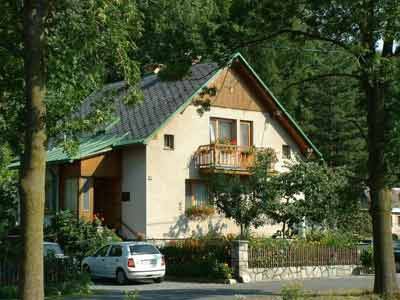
[43,242,66,259]
[82,242,165,284]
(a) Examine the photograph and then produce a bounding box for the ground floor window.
[45,170,58,213]
[185,179,209,208]
[64,178,78,215]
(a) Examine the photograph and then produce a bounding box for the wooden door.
[94,178,121,228]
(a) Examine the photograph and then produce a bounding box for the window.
[185,180,209,208]
[64,178,78,215]
[82,178,90,211]
[130,244,160,255]
[397,216,400,227]
[44,244,63,257]
[282,145,291,159]
[108,245,122,257]
[45,170,57,213]
[240,121,252,147]
[164,134,174,150]
[210,118,237,144]
[94,245,109,257]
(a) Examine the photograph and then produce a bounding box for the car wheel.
[154,277,164,283]
[116,269,127,285]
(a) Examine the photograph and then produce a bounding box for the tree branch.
[284,72,360,89]
[0,42,23,57]
[231,29,355,56]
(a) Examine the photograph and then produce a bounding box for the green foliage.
[0,0,143,154]
[160,238,232,280]
[281,283,305,300]
[0,286,17,299]
[209,149,279,238]
[45,211,121,262]
[266,160,351,237]
[360,246,374,274]
[124,290,140,300]
[0,145,18,243]
[304,231,357,248]
[185,206,215,220]
[44,259,92,297]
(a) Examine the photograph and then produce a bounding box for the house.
[39,53,321,239]
[361,188,400,238]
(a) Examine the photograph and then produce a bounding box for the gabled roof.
[14,53,320,165]
[79,63,219,145]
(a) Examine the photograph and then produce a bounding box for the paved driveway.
[65,275,388,300]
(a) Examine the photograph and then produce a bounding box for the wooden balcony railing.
[194,144,255,174]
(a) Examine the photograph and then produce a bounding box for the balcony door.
[210,118,237,144]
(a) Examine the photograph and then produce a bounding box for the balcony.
[194,144,255,175]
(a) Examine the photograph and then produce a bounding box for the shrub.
[45,210,121,261]
[185,206,215,220]
[0,286,17,299]
[360,246,374,273]
[305,230,357,248]
[281,283,305,300]
[160,238,232,280]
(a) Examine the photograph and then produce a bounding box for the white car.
[43,242,66,258]
[82,242,166,284]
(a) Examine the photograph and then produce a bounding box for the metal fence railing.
[0,257,78,287]
[248,244,360,268]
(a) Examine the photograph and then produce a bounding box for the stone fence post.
[231,240,250,282]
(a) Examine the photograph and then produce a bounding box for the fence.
[0,257,78,287]
[248,244,360,268]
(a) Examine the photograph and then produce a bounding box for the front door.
[94,178,121,228]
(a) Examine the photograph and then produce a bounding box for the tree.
[194,1,400,294]
[1,1,142,299]
[0,145,18,242]
[209,148,278,238]
[266,161,350,237]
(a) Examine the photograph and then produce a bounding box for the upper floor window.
[240,121,253,147]
[282,144,291,159]
[164,134,174,150]
[210,118,237,144]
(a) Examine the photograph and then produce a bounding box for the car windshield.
[129,244,159,255]
[44,244,63,256]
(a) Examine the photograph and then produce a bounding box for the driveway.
[65,275,389,300]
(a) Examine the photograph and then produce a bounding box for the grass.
[233,286,400,300]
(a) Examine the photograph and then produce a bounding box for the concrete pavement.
[65,275,391,300]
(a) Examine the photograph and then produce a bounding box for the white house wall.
[145,103,303,238]
[121,145,147,238]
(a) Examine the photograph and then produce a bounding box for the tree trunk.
[20,1,47,299]
[364,78,398,295]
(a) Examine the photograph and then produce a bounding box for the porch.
[194,144,255,175]
[58,151,122,229]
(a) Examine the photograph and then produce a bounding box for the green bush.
[304,230,357,248]
[0,286,17,299]
[360,246,374,273]
[160,238,233,280]
[45,210,121,262]
[45,271,91,297]
[281,283,305,300]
